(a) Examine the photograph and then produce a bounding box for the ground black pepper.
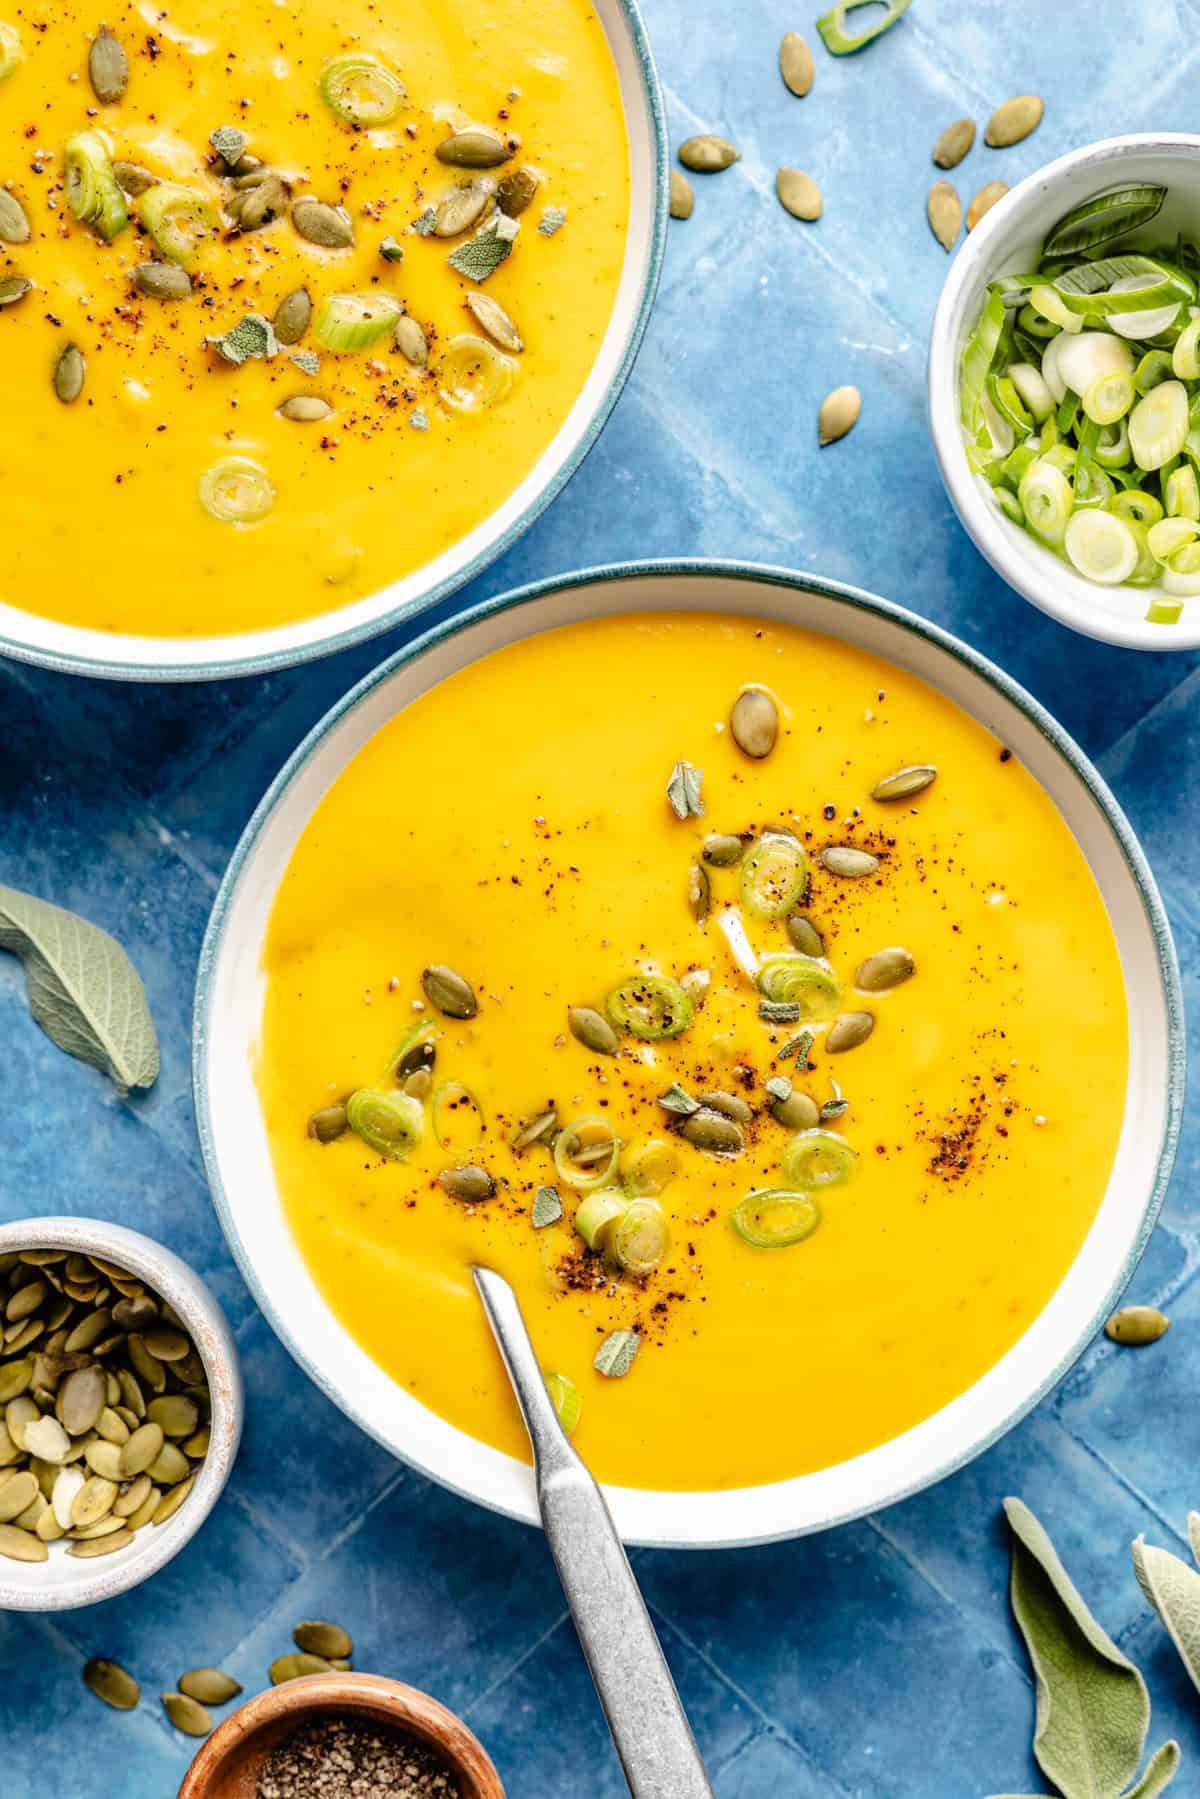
[256,1715,460,1799]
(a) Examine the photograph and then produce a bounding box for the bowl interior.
[0,0,665,682]
[195,564,1181,1548]
[930,135,1200,650]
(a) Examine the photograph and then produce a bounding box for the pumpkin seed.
[678,135,739,173]
[113,1473,152,1517]
[96,1407,129,1445]
[36,1506,64,1542]
[1105,1305,1170,1346]
[730,686,778,759]
[5,1396,38,1449]
[53,342,85,405]
[394,315,429,365]
[985,94,1043,149]
[270,1652,333,1684]
[679,1108,744,1155]
[163,1692,212,1736]
[273,287,312,345]
[0,1522,47,1561]
[439,1164,495,1202]
[88,25,128,104]
[435,179,494,239]
[0,275,31,308]
[822,845,879,878]
[84,1658,140,1710]
[872,763,936,802]
[70,1475,118,1528]
[0,189,30,244]
[776,167,822,222]
[68,1527,133,1559]
[0,1360,31,1404]
[927,180,961,252]
[967,180,1008,231]
[292,196,354,249]
[669,168,694,220]
[7,1279,45,1322]
[132,260,192,300]
[497,166,540,217]
[856,947,914,992]
[24,1416,70,1463]
[147,1394,198,1438]
[85,1439,124,1480]
[702,833,744,866]
[0,1470,38,1522]
[329,1657,353,1671]
[293,1620,353,1659]
[231,165,273,190]
[933,118,975,169]
[182,1425,210,1459]
[58,1365,105,1436]
[567,1005,619,1056]
[511,1108,557,1153]
[826,1011,875,1053]
[436,125,511,168]
[114,159,156,197]
[127,1484,163,1529]
[421,964,477,1019]
[117,1369,146,1418]
[465,291,523,352]
[112,1296,157,1332]
[279,394,333,423]
[235,172,289,232]
[785,915,824,957]
[699,1090,753,1124]
[779,31,815,97]
[65,1308,112,1353]
[147,1441,189,1486]
[119,1421,163,1478]
[179,1667,243,1705]
[771,1088,819,1129]
[819,384,861,445]
[688,864,710,924]
[151,1477,190,1524]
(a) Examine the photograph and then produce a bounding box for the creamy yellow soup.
[257,612,1127,1492]
[0,0,628,636]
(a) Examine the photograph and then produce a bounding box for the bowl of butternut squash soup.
[0,0,662,678]
[195,563,1182,1545]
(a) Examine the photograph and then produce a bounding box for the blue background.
[3,1,1200,1792]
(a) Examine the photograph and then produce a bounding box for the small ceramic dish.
[929,133,1200,651]
[194,559,1183,1549]
[0,1216,242,1611]
[176,1671,505,1799]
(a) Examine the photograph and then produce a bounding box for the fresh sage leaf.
[1004,1497,1176,1799]
[447,218,516,282]
[1133,1536,1200,1698]
[1124,1744,1182,1797]
[531,1186,562,1229]
[538,205,566,237]
[413,207,437,236]
[760,999,801,1024]
[820,1097,849,1121]
[666,760,704,820]
[209,125,247,166]
[0,884,158,1092]
[658,1082,700,1117]
[764,1076,792,1103]
[208,313,279,365]
[778,1027,814,1064]
[290,349,320,377]
[593,1330,639,1378]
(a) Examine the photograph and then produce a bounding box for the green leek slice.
[0,21,22,79]
[345,1088,423,1158]
[605,974,693,1040]
[64,130,128,241]
[1042,184,1167,260]
[1162,541,1200,595]
[314,291,403,352]
[995,488,1024,526]
[1017,302,1060,340]
[544,1372,581,1436]
[960,290,1007,441]
[1129,379,1189,471]
[816,0,911,54]
[1172,316,1200,379]
[731,1189,820,1249]
[437,334,518,413]
[1166,463,1200,520]
[780,1129,857,1191]
[555,1116,620,1191]
[1017,459,1073,546]
[1007,362,1053,423]
[138,182,218,267]
[611,1200,669,1276]
[1082,370,1133,426]
[1146,595,1185,623]
[1094,421,1131,469]
[573,1188,629,1251]
[430,1080,484,1153]
[318,55,405,127]
[1048,255,1194,319]
[756,953,840,1021]
[987,372,1033,437]
[1134,349,1174,394]
[1146,517,1199,560]
[1110,488,1162,527]
[198,457,276,524]
[388,1018,436,1081]
[739,831,807,919]
[1030,284,1083,334]
[623,1140,679,1198]
[1064,510,1138,584]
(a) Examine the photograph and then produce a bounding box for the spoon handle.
[473,1267,714,1799]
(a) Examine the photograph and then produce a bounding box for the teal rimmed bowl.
[194,560,1183,1547]
[0,0,667,683]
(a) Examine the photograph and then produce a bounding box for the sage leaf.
[1124,1743,1181,1797]
[1005,1496,1170,1799]
[1133,1536,1200,1697]
[666,760,704,819]
[1187,1512,1200,1570]
[0,885,158,1093]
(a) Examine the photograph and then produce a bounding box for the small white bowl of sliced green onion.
[930,134,1200,648]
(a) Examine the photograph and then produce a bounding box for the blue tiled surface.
[2,2,1199,1793]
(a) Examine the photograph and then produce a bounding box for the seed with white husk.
[819,385,860,445]
[985,95,1044,148]
[1105,1306,1170,1346]
[678,135,739,173]
[927,181,961,252]
[669,168,694,219]
[279,395,333,423]
[779,32,814,96]
[968,181,1008,231]
[777,168,822,221]
[0,189,30,244]
[933,118,975,168]
[394,315,428,365]
[83,1658,140,1709]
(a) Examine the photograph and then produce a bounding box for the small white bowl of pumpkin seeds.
[0,1217,242,1610]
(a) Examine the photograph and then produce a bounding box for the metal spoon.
[473,1266,714,1799]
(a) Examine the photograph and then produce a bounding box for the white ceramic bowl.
[0,0,666,683]
[930,134,1200,651]
[0,1217,243,1609]
[194,561,1183,1548]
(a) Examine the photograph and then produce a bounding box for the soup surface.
[257,610,1127,1491]
[0,0,628,637]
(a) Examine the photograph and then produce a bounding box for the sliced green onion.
[995,488,1024,526]
[1007,362,1054,423]
[1042,184,1167,260]
[1064,510,1138,584]
[345,1088,423,1158]
[555,1117,621,1191]
[959,290,1007,442]
[1173,316,1200,378]
[1146,595,1185,623]
[1049,255,1194,318]
[979,393,1014,458]
[1072,463,1114,511]
[314,291,404,352]
[1001,442,1040,488]
[573,1188,628,1250]
[1166,463,1200,520]
[198,457,275,524]
[388,1018,436,1081]
[1146,517,1199,560]
[739,831,807,919]
[1129,379,1189,470]
[1162,540,1200,595]
[1110,488,1163,526]
[611,1200,669,1276]
[64,129,128,241]
[815,0,911,53]
[0,20,22,79]
[1030,284,1083,334]
[780,1128,857,1191]
[1017,458,1073,546]
[623,1140,679,1198]
[544,1372,581,1436]
[1052,332,1134,407]
[318,55,405,127]
[1122,518,1160,585]
[1042,443,1076,473]
[605,974,693,1040]
[1134,349,1174,394]
[1082,369,1133,426]
[987,372,1033,437]
[430,1079,484,1152]
[731,1189,820,1250]
[1018,302,1060,339]
[756,953,840,1021]
[1106,273,1183,341]
[1054,389,1079,436]
[138,182,217,266]
[437,333,519,413]
[1093,420,1131,468]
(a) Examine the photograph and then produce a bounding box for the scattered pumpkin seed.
[465,291,522,352]
[235,173,290,232]
[856,947,914,992]
[730,686,778,759]
[688,864,710,924]
[147,1441,189,1486]
[270,1652,333,1685]
[679,134,739,173]
[83,1658,140,1709]
[67,1527,134,1558]
[59,1365,105,1436]
[967,180,1008,231]
[113,1473,152,1517]
[147,1394,198,1438]
[511,1108,558,1154]
[872,763,936,802]
[0,1522,46,1561]
[703,832,745,866]
[822,845,879,878]
[53,342,85,404]
[292,196,354,249]
[279,394,333,423]
[679,1108,745,1155]
[1105,1305,1170,1346]
[776,167,822,222]
[669,168,694,220]
[293,1619,353,1659]
[568,1005,619,1056]
[436,125,511,169]
[273,287,312,345]
[439,1164,495,1203]
[826,1011,875,1053]
[786,914,824,957]
[771,1087,820,1130]
[394,314,429,366]
[933,118,975,169]
[0,275,31,308]
[329,1657,353,1672]
[118,1422,163,1478]
[927,180,961,252]
[0,188,30,244]
[114,159,156,197]
[163,1691,212,1737]
[699,1090,753,1124]
[779,31,815,97]
[434,179,495,239]
[497,166,540,216]
[71,1475,119,1528]
[85,1439,124,1481]
[421,964,477,1019]
[24,1416,70,1463]
[985,94,1044,149]
[87,25,128,104]
[179,1667,243,1705]
[0,1470,38,1522]
[819,384,861,445]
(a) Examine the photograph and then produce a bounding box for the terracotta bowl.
[176,1672,505,1799]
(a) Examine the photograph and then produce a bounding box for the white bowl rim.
[0,0,668,684]
[193,557,1185,1546]
[929,131,1200,651]
[0,1215,243,1609]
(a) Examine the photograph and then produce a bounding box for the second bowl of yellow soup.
[0,0,663,678]
[194,562,1182,1546]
